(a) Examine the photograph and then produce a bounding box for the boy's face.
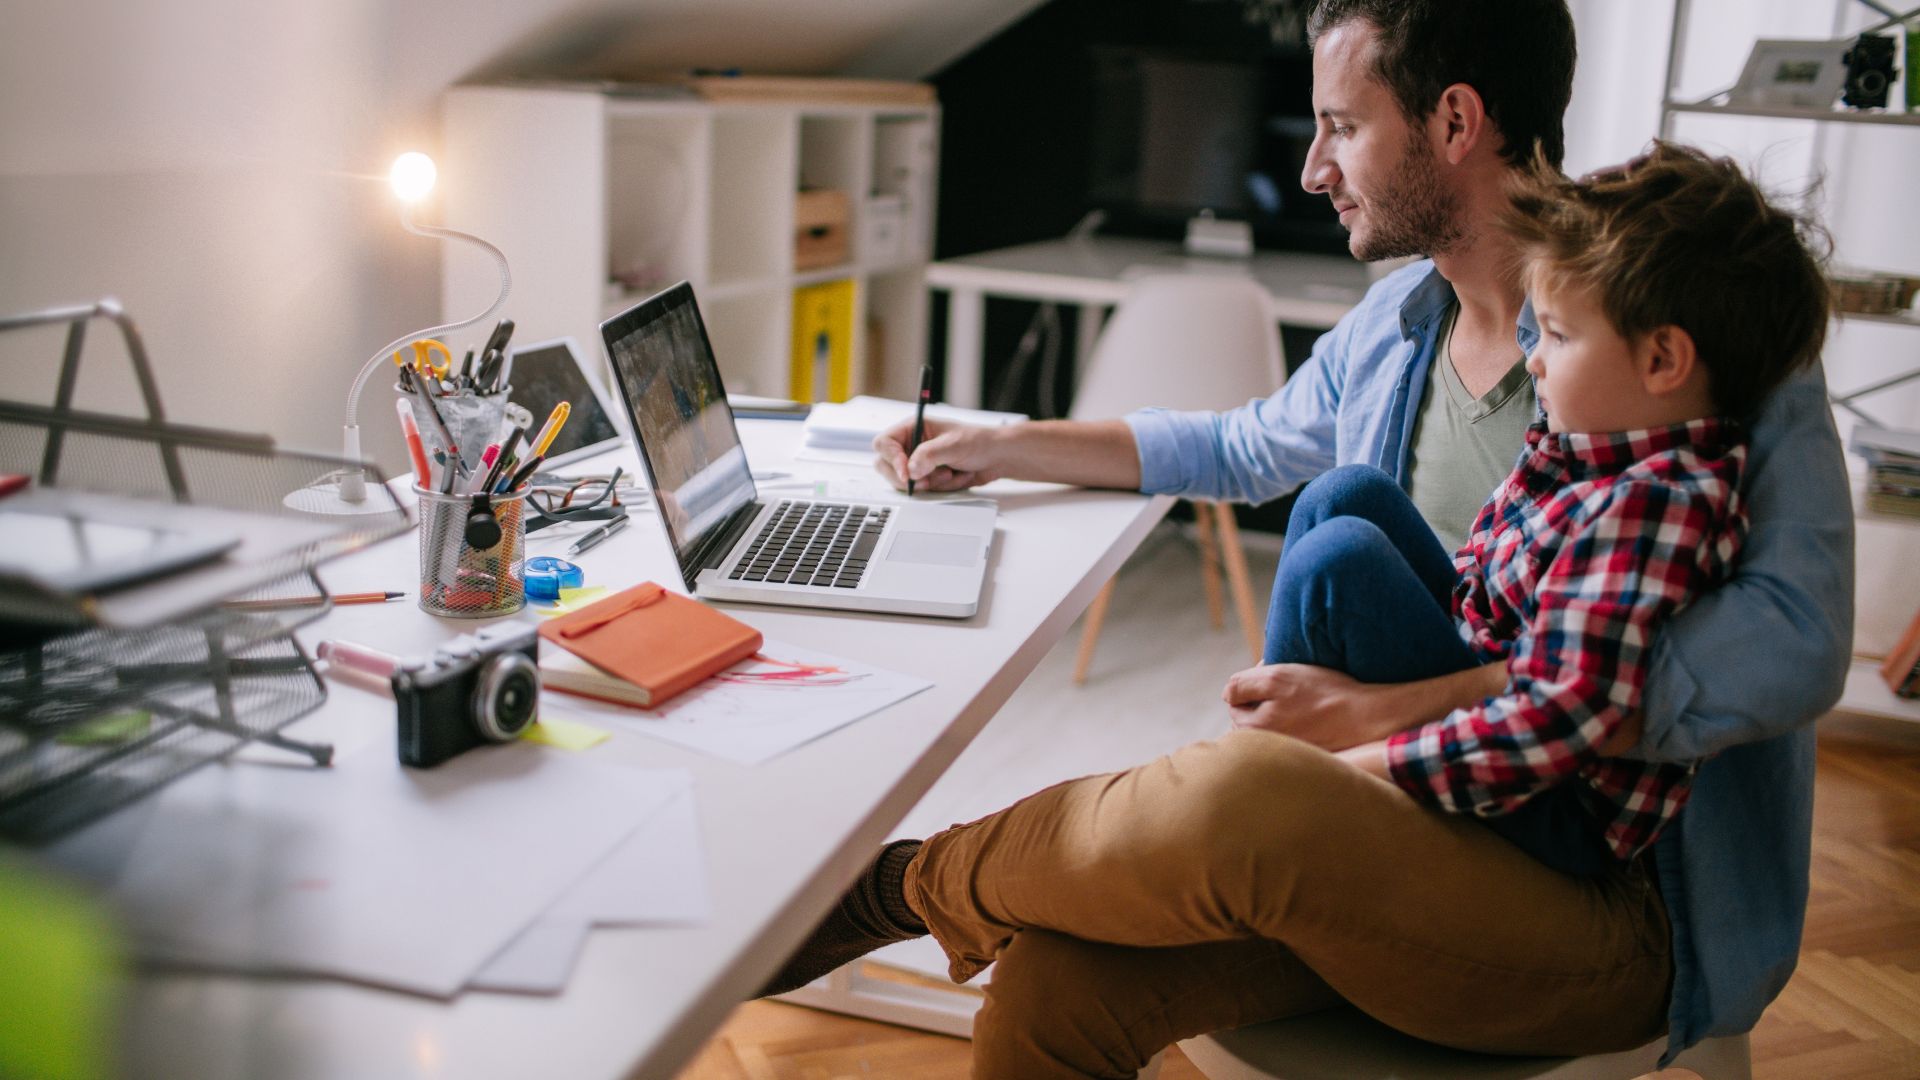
[1524,279,1653,434]
[1303,22,1461,261]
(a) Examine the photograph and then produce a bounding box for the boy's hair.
[1306,0,1577,169]
[1502,141,1830,419]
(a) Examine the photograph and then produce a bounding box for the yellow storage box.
[791,279,856,403]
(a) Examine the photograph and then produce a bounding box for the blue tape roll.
[523,556,585,602]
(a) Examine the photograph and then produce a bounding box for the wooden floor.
[677,531,1920,1079]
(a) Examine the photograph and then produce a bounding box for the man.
[771,2,1853,1074]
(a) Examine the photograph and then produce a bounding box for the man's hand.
[1223,663,1381,751]
[872,418,1004,493]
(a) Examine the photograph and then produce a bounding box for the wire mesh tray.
[0,605,331,843]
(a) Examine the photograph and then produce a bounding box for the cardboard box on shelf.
[795,190,851,272]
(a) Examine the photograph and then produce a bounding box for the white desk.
[926,236,1372,407]
[98,418,1170,1079]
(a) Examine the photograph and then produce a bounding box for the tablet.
[501,337,626,468]
[0,506,240,594]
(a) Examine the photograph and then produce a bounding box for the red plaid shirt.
[1385,418,1747,861]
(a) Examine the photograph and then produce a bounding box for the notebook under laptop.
[600,282,997,618]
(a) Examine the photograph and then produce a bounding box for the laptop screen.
[600,284,756,571]
[501,339,622,467]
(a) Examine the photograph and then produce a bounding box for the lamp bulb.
[389,152,437,202]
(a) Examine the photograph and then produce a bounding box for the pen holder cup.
[414,486,528,618]
[402,388,511,477]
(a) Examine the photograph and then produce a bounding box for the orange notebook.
[537,582,763,708]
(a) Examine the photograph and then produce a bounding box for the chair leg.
[1192,502,1227,631]
[1072,579,1117,685]
[1211,504,1263,663]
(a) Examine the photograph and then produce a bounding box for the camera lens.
[472,652,540,742]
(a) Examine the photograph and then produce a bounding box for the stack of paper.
[1850,426,1920,518]
[799,395,1025,464]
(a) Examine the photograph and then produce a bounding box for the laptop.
[500,337,626,468]
[600,283,997,618]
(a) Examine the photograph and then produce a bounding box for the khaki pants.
[904,729,1672,1079]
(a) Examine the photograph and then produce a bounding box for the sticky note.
[56,709,152,746]
[521,715,611,751]
[536,585,611,617]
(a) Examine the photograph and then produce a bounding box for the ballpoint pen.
[907,363,933,496]
[565,514,630,558]
[408,378,461,493]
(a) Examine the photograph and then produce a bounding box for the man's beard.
[1350,130,1465,262]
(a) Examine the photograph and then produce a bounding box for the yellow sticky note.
[537,585,611,617]
[521,714,611,751]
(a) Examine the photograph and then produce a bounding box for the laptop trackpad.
[885,530,981,567]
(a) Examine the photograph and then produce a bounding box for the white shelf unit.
[1658,2,1920,723]
[441,86,940,402]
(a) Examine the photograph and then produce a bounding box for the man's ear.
[1432,83,1490,165]
[1639,325,1699,396]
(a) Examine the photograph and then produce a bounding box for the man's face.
[1302,21,1463,261]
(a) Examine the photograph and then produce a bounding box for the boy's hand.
[1224,663,1379,750]
[872,419,1003,492]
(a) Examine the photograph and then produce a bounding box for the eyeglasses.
[525,468,627,532]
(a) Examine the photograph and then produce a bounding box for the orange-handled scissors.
[391,338,453,380]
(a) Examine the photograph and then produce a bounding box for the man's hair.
[1305,0,1576,169]
[1501,141,1831,420]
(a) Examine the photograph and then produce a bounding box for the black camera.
[391,625,540,768]
[1842,33,1898,109]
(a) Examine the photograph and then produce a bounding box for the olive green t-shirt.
[1403,304,1538,554]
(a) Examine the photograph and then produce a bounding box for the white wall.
[1566,0,1920,654]
[0,0,1036,476]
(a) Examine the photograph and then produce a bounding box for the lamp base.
[283,469,412,518]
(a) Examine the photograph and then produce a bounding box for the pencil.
[224,591,405,610]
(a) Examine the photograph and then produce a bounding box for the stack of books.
[1849,426,1920,519]
[538,582,763,708]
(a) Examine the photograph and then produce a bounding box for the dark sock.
[759,839,927,996]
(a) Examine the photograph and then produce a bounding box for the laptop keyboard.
[729,501,891,589]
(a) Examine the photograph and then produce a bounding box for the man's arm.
[873,295,1364,499]
[1635,367,1854,761]
[872,417,1141,492]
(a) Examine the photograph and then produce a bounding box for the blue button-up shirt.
[1125,260,1854,1062]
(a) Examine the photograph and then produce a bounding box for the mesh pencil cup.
[414,486,528,618]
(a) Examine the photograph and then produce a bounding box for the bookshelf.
[440,86,939,403]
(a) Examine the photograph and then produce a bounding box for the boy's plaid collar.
[1525,416,1739,472]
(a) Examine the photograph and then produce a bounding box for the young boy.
[1260,141,1831,873]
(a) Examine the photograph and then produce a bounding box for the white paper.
[467,773,712,995]
[53,742,678,998]
[542,639,931,765]
[802,395,1025,451]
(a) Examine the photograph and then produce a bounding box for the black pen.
[565,514,630,558]
[907,363,933,496]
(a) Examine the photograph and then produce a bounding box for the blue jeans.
[1263,465,1610,877]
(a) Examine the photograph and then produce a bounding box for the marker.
[395,399,431,487]
[906,363,933,496]
[530,401,571,458]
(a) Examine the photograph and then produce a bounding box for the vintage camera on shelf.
[391,624,540,768]
[1841,32,1898,109]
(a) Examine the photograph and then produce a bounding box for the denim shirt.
[1126,261,1854,1061]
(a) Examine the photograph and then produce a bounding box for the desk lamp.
[286,152,512,513]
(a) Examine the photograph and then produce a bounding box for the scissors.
[391,338,454,381]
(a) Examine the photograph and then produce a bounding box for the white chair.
[1066,274,1286,683]
[1171,1008,1752,1080]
